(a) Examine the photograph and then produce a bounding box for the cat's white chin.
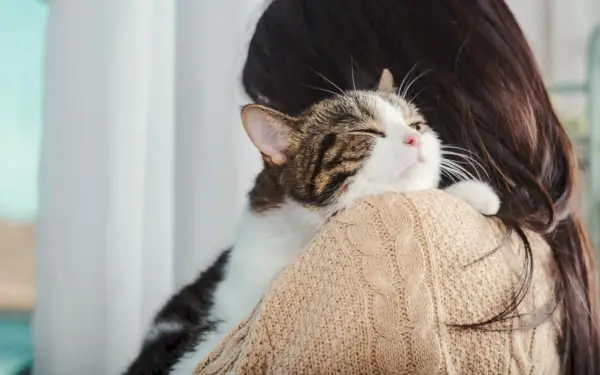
[394,156,441,192]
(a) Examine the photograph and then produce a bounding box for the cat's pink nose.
[405,135,419,147]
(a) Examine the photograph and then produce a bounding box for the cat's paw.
[444,180,500,216]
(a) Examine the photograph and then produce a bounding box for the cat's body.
[123,70,500,375]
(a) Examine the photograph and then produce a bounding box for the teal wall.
[0,0,48,221]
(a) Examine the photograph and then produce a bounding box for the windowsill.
[0,222,34,312]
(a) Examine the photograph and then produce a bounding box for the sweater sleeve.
[195,190,560,375]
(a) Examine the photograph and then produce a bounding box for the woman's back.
[241,0,600,372]
[196,191,561,374]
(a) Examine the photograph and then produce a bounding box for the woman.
[194,0,600,374]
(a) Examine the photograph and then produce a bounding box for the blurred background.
[0,0,598,374]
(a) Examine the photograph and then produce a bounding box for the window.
[0,0,48,372]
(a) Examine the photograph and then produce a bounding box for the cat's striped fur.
[248,88,426,212]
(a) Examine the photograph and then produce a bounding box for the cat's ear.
[377,68,395,93]
[241,104,299,166]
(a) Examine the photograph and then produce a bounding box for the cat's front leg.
[443,180,501,216]
[170,244,295,374]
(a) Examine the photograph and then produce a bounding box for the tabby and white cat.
[123,69,500,375]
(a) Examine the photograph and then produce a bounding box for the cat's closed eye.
[348,129,386,137]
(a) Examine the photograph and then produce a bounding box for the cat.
[122,69,500,375]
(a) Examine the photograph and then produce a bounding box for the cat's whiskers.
[440,165,460,183]
[440,167,466,184]
[441,145,484,163]
[441,145,483,160]
[301,83,342,98]
[309,68,346,95]
[400,68,432,99]
[441,161,473,182]
[442,146,486,165]
[442,156,473,176]
[441,144,478,154]
[397,63,419,97]
[441,158,476,180]
[408,87,427,104]
[441,153,482,179]
[441,146,488,180]
[350,57,357,90]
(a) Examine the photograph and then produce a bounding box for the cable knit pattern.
[195,190,560,375]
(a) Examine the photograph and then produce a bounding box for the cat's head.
[242,69,442,212]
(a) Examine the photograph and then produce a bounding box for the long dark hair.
[241,0,600,373]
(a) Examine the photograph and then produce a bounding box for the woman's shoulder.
[332,189,553,271]
[334,188,503,240]
[195,190,560,374]
[320,189,561,373]
[328,190,556,307]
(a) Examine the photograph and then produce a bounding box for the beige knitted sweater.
[196,190,561,374]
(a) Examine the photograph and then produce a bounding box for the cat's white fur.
[169,94,499,374]
[144,321,185,343]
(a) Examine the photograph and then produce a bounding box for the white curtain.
[35,0,263,374]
